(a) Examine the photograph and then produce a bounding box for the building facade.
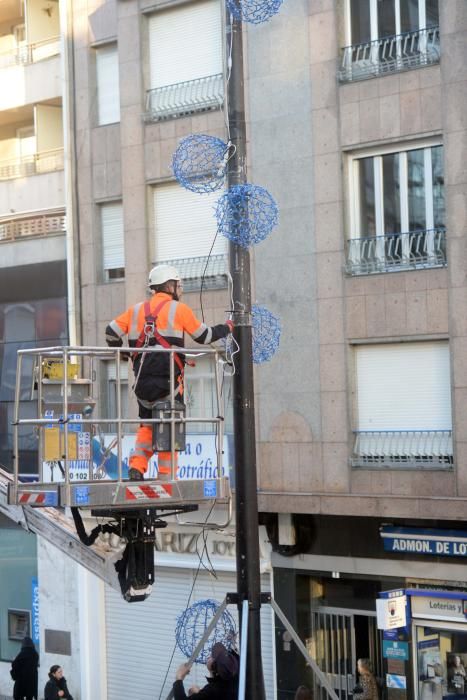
[250,1,467,699]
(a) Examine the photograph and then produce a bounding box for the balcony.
[345,228,447,276]
[339,26,440,83]
[0,36,60,69]
[351,430,453,469]
[144,73,224,122]
[153,254,228,292]
[0,149,64,181]
[0,209,65,243]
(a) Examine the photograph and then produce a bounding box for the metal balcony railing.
[0,149,64,181]
[144,73,224,122]
[351,430,453,469]
[339,26,440,82]
[0,209,66,243]
[346,228,447,275]
[0,36,60,69]
[153,254,228,292]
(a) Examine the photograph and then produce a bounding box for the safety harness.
[132,299,185,398]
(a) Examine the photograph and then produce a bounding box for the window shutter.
[106,360,128,381]
[96,45,120,125]
[356,342,451,431]
[105,568,275,700]
[101,202,124,270]
[149,0,222,88]
[153,184,226,261]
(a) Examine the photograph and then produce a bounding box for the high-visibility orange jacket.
[105,292,231,402]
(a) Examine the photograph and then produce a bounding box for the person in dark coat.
[44,666,73,700]
[10,636,39,700]
[173,642,239,700]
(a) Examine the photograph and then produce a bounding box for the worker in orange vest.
[105,264,233,481]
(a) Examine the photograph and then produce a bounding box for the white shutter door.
[153,184,226,261]
[105,569,275,700]
[96,45,120,125]
[101,202,124,270]
[356,341,451,430]
[105,568,192,700]
[149,0,222,88]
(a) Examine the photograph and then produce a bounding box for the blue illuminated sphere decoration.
[175,599,237,664]
[252,305,281,364]
[227,0,285,24]
[215,183,278,248]
[172,134,228,194]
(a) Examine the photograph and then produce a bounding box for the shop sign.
[383,640,409,661]
[411,594,467,622]
[31,577,39,645]
[386,674,407,689]
[156,529,236,558]
[380,526,467,557]
[377,595,407,630]
[42,433,232,482]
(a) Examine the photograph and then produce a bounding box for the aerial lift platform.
[6,345,232,600]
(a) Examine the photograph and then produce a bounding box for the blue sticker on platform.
[74,486,90,506]
[43,491,58,506]
[204,480,217,498]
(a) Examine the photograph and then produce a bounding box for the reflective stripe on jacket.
[106,292,224,348]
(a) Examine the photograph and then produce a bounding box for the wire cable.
[157,502,218,700]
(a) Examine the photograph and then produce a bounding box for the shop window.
[0,519,37,661]
[352,341,452,469]
[346,143,446,275]
[416,625,467,698]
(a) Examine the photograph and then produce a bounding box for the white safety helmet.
[148,264,181,288]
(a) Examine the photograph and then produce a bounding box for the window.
[101,202,125,281]
[96,44,120,125]
[347,143,446,274]
[152,183,227,289]
[104,360,129,421]
[185,356,233,435]
[352,342,452,468]
[146,0,223,120]
[341,0,440,81]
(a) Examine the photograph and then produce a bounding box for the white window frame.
[344,0,432,46]
[185,356,233,435]
[96,43,120,126]
[104,360,129,421]
[100,201,125,282]
[348,137,443,246]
